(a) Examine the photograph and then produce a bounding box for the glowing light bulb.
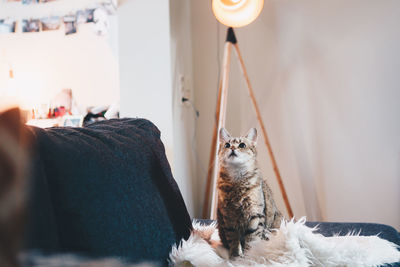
[212,0,264,28]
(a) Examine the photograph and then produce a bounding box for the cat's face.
[218,128,257,166]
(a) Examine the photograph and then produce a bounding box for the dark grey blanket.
[25,119,192,264]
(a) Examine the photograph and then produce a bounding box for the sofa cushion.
[305,221,400,247]
[26,118,192,263]
[24,150,60,251]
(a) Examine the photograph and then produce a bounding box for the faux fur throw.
[169,218,400,266]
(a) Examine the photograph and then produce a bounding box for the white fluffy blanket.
[169,218,400,267]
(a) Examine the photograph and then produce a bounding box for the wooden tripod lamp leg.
[233,43,294,219]
[202,39,233,219]
[202,77,222,219]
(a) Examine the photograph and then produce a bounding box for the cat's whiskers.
[217,127,284,258]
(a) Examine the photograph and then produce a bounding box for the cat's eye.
[224,143,231,148]
[239,143,246,148]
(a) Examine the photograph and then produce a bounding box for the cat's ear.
[219,128,231,143]
[245,128,257,143]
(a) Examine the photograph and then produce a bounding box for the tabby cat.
[217,127,284,258]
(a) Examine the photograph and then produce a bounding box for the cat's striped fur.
[217,128,284,258]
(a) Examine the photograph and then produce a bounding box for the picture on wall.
[0,19,16,33]
[41,16,60,31]
[22,0,39,4]
[86,9,95,23]
[76,9,94,24]
[63,15,76,35]
[22,19,40,32]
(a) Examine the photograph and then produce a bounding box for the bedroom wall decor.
[0,0,116,35]
[0,18,16,33]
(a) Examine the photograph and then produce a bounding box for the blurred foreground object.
[0,108,31,267]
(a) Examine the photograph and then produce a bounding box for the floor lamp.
[202,0,294,219]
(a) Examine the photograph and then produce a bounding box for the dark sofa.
[24,118,192,264]
[18,118,400,265]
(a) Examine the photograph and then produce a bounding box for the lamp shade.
[212,0,264,28]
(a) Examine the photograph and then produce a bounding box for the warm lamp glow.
[212,0,264,28]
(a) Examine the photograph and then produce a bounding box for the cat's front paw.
[229,244,244,259]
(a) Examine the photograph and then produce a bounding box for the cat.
[216,127,284,258]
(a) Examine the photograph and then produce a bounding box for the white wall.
[169,0,198,217]
[0,19,119,111]
[118,0,174,162]
[191,0,400,228]
[118,0,198,217]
